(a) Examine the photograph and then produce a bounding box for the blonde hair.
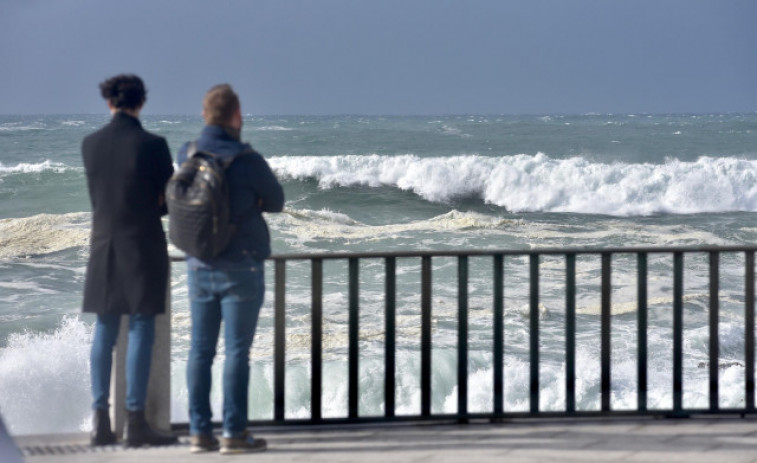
[202,84,240,126]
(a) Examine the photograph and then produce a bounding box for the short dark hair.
[99,74,146,110]
[203,84,240,126]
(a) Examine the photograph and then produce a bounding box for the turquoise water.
[1,113,756,434]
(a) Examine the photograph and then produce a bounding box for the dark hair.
[203,84,240,126]
[99,74,146,110]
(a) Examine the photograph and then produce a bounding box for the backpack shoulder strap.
[187,141,198,159]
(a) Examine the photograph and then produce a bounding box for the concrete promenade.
[12,416,757,463]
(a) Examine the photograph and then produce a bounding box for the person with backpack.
[173,84,284,455]
[82,74,178,447]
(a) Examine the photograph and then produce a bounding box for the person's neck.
[221,125,241,141]
[112,108,140,119]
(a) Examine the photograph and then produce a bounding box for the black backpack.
[165,142,249,260]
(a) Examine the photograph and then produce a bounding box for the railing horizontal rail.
[170,245,757,264]
[263,245,757,261]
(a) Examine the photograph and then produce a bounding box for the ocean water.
[1,113,757,434]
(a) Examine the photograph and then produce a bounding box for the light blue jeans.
[186,262,264,437]
[90,313,156,411]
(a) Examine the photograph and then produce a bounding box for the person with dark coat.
[81,74,177,448]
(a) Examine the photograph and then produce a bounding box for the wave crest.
[268,154,757,216]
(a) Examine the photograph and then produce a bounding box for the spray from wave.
[0,317,92,435]
[269,154,757,216]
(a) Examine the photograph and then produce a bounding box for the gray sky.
[2,0,755,115]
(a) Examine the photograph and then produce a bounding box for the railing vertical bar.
[601,253,612,412]
[637,252,648,412]
[311,258,323,422]
[385,257,397,418]
[747,251,755,411]
[421,256,433,417]
[673,252,684,413]
[529,254,540,414]
[493,255,504,417]
[274,259,286,421]
[458,256,469,418]
[348,258,359,419]
[565,253,576,413]
[709,251,720,411]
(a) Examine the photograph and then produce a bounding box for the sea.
[1,113,757,435]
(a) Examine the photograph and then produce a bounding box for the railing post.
[348,258,360,419]
[529,254,540,414]
[637,252,648,412]
[274,259,286,421]
[421,256,432,417]
[565,253,576,413]
[385,257,397,418]
[709,251,720,411]
[746,251,755,411]
[311,259,323,422]
[457,256,468,419]
[601,253,611,412]
[493,255,504,417]
[110,261,172,437]
[673,252,684,414]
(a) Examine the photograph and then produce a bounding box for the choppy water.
[1,113,756,434]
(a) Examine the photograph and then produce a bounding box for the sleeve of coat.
[249,152,285,213]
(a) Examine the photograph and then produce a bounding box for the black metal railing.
[175,245,757,427]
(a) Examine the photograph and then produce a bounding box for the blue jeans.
[186,262,264,436]
[90,313,156,411]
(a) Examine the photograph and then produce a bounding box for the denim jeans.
[186,262,264,436]
[90,313,156,411]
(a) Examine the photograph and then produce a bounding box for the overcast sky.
[1,0,755,115]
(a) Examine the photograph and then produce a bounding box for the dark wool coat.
[81,112,174,315]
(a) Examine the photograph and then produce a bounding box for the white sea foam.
[268,154,757,216]
[439,125,471,138]
[270,208,522,243]
[254,126,293,131]
[0,160,76,175]
[0,122,45,132]
[0,213,90,258]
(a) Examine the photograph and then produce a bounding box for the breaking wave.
[268,154,757,216]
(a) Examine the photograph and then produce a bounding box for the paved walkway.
[12,417,757,463]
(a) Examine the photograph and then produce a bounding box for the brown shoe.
[189,434,220,453]
[220,431,267,455]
